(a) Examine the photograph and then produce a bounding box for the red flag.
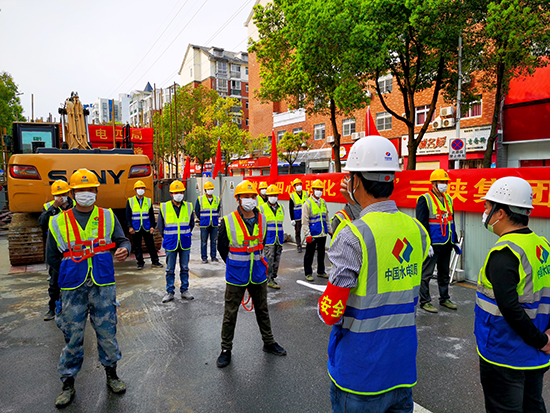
[183,156,190,180]
[270,130,278,183]
[212,138,222,179]
[366,106,380,136]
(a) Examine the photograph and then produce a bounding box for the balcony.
[230,89,241,96]
[230,71,241,79]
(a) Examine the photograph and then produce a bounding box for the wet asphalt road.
[1,233,550,413]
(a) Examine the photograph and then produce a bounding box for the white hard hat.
[344,135,400,182]
[482,176,534,212]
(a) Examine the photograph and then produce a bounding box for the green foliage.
[277,131,310,174]
[0,72,25,135]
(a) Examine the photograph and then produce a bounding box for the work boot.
[267,280,280,289]
[162,293,174,303]
[55,377,75,408]
[105,365,126,394]
[305,274,314,282]
[151,262,163,268]
[297,245,303,253]
[263,342,287,356]
[440,299,458,310]
[202,259,208,264]
[44,309,55,321]
[137,265,144,270]
[211,257,219,263]
[216,349,231,368]
[317,273,328,279]
[420,303,438,313]
[181,290,194,300]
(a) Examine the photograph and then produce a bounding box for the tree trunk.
[483,62,505,168]
[329,98,342,173]
[406,128,417,170]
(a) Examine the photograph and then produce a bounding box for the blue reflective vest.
[421,191,455,245]
[129,196,151,231]
[161,201,193,251]
[290,190,308,220]
[306,197,328,237]
[260,203,284,245]
[198,195,220,227]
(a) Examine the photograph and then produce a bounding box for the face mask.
[173,193,184,203]
[347,175,358,205]
[437,183,448,193]
[295,185,302,192]
[241,198,256,212]
[268,196,278,204]
[55,196,68,204]
[260,189,267,196]
[136,189,145,196]
[206,189,214,196]
[314,190,323,198]
[75,192,96,207]
[482,211,500,234]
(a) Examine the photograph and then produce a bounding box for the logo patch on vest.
[537,245,550,278]
[392,238,413,263]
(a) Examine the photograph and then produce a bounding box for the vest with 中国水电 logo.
[327,211,429,395]
[290,191,308,220]
[475,232,550,369]
[161,201,193,251]
[307,197,328,237]
[223,211,268,286]
[48,206,116,290]
[129,196,151,231]
[198,195,220,227]
[261,203,284,245]
[422,191,455,245]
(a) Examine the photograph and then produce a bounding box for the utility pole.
[455,35,462,170]
[111,100,116,148]
[169,87,174,179]
[173,82,179,179]
[31,94,34,122]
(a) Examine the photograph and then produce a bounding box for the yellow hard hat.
[51,180,70,196]
[70,168,100,189]
[429,169,450,182]
[258,181,268,190]
[266,184,279,196]
[311,179,324,189]
[204,181,214,190]
[292,178,303,186]
[234,180,258,198]
[134,180,146,190]
[169,181,186,193]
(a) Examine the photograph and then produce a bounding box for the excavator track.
[8,213,45,266]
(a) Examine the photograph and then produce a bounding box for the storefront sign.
[246,167,550,218]
[402,126,491,156]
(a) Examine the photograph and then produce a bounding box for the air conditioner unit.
[326,135,334,143]
[351,132,360,140]
[440,107,455,117]
[443,118,455,128]
[432,116,442,129]
[357,131,366,139]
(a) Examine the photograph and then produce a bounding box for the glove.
[452,244,462,255]
[291,220,296,227]
[428,246,434,258]
[306,236,313,244]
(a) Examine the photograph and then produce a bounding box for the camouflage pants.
[55,282,121,380]
[264,243,283,281]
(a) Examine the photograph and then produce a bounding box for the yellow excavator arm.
[58,92,91,150]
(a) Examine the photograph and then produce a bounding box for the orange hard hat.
[51,180,70,195]
[70,169,100,189]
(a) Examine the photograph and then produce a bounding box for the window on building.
[293,127,303,134]
[277,130,285,143]
[245,84,249,93]
[231,64,241,78]
[231,80,241,96]
[217,79,228,93]
[415,105,435,125]
[376,112,392,131]
[462,98,482,118]
[217,61,228,77]
[246,118,249,126]
[245,67,248,76]
[314,123,325,140]
[190,68,192,77]
[245,101,249,110]
[342,118,356,136]
[377,74,393,94]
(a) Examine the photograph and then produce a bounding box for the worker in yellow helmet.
[259,184,285,289]
[157,180,195,303]
[258,181,268,206]
[195,181,221,263]
[416,168,460,313]
[38,179,75,321]
[47,169,130,408]
[289,177,308,253]
[215,180,286,368]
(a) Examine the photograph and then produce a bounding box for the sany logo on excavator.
[48,170,125,185]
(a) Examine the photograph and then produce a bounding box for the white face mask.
[260,189,267,196]
[314,190,323,198]
[437,183,448,193]
[75,192,96,207]
[268,196,278,205]
[136,189,145,196]
[347,175,358,204]
[173,193,184,203]
[482,211,500,234]
[55,195,68,204]
[240,198,256,212]
[295,185,302,192]
[206,189,214,196]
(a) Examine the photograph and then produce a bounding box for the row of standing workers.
[38,134,550,412]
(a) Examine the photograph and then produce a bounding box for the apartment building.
[90,97,123,125]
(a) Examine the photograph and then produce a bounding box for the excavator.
[7,93,154,266]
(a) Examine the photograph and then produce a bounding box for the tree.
[353,0,467,170]
[0,72,25,135]
[464,0,550,167]
[277,131,310,174]
[250,0,370,172]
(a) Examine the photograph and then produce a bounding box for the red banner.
[88,125,154,160]
[246,167,550,218]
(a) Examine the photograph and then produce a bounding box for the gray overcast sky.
[0,0,256,120]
